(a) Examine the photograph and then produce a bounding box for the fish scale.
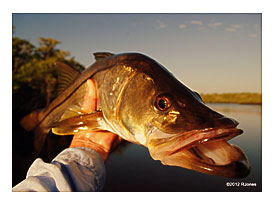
[20,52,250,178]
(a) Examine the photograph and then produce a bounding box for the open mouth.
[168,127,243,165]
[148,127,250,178]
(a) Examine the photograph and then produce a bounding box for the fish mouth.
[148,127,250,178]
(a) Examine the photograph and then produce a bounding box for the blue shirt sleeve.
[12,147,106,192]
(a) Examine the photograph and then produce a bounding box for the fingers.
[81,79,97,113]
[70,78,122,162]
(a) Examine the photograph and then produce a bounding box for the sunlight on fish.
[20,52,250,178]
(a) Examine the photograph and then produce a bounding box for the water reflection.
[207,103,262,116]
[104,103,262,192]
[12,104,262,191]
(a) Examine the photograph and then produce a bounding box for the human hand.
[70,131,121,162]
[69,79,121,162]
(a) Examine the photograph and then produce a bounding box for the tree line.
[12,29,85,116]
[200,92,262,104]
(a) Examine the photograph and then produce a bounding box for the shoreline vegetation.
[200,92,262,105]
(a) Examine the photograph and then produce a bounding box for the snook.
[21,52,250,178]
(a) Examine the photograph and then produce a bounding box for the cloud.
[225,24,242,32]
[159,22,167,29]
[155,19,167,29]
[231,24,242,29]
[249,33,257,38]
[190,20,203,25]
[178,20,249,34]
[208,22,223,28]
[178,24,187,29]
[225,27,237,32]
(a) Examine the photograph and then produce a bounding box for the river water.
[104,103,262,192]
[12,103,262,191]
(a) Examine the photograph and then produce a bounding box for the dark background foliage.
[12,28,84,186]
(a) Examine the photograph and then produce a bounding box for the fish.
[20,52,250,178]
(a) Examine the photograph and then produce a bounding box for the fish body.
[21,52,250,178]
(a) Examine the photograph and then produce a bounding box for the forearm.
[12,147,106,192]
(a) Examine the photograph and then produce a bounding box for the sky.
[4,1,274,202]
[12,13,261,93]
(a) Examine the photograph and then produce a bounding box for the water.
[12,103,262,191]
[104,103,262,192]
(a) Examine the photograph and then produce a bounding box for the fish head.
[114,54,250,178]
[144,65,250,178]
[97,53,250,178]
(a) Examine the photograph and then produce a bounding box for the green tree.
[36,37,69,60]
[12,34,84,114]
[12,37,35,75]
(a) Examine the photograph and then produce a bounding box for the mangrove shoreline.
[200,92,262,105]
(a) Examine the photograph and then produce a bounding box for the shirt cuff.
[13,147,106,192]
[50,147,106,191]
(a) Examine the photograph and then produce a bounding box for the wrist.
[70,138,108,162]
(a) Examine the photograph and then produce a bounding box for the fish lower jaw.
[148,127,249,178]
[187,141,241,166]
[160,140,250,178]
[167,127,244,166]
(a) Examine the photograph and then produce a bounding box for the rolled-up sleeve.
[12,147,106,192]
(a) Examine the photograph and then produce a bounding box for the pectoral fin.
[51,111,104,135]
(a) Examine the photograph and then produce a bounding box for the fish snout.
[191,105,240,130]
[212,116,239,129]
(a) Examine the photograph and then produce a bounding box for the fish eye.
[155,96,171,111]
